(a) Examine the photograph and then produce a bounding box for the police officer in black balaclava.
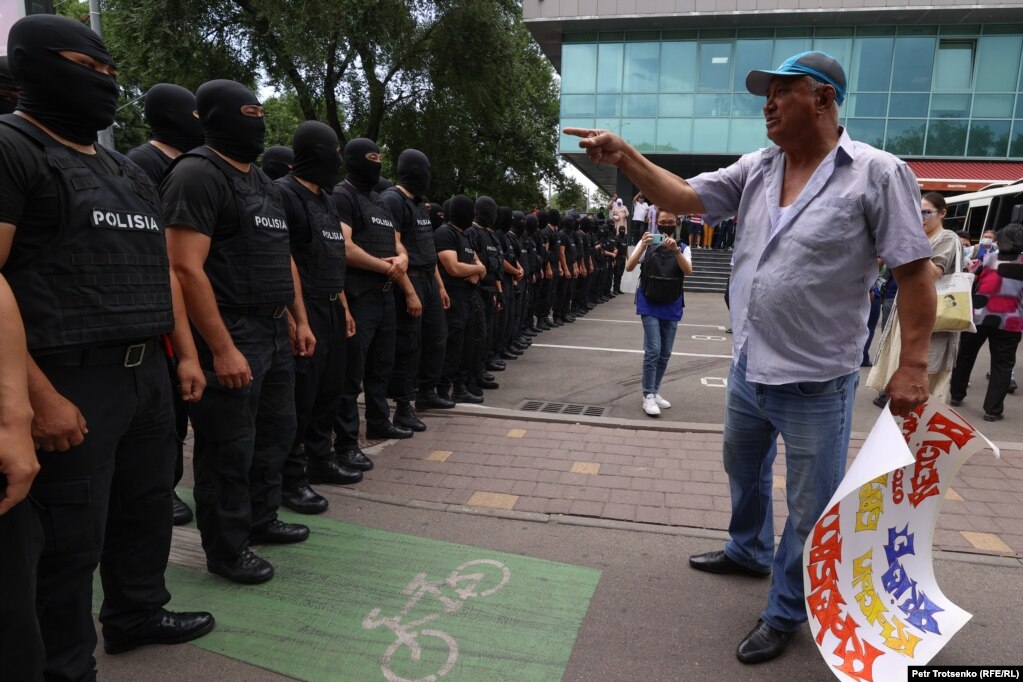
[494,206,519,362]
[126,82,205,528]
[333,138,414,466]
[382,149,455,428]
[614,223,629,294]
[127,83,203,185]
[260,145,294,181]
[539,209,562,328]
[276,121,363,516]
[163,79,312,586]
[0,15,214,679]
[556,215,578,324]
[524,214,544,333]
[504,210,532,355]
[434,195,486,403]
[465,197,503,391]
[428,201,445,230]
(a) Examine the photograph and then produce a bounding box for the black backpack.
[640,246,684,304]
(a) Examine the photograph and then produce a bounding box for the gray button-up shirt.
[689,128,932,385]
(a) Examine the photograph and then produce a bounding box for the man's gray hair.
[805,76,840,123]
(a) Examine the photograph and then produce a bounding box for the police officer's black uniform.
[556,217,578,323]
[465,197,503,384]
[539,211,562,327]
[0,16,213,678]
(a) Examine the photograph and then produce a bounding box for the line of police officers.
[0,15,631,682]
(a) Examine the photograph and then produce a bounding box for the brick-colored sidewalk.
[339,409,1023,559]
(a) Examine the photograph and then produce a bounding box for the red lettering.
[831,617,885,682]
[892,469,905,504]
[908,442,945,508]
[926,411,974,449]
[808,575,847,644]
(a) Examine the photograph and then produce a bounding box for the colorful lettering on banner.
[855,476,887,532]
[803,400,998,681]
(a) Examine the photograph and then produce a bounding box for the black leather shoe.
[872,394,888,408]
[483,372,496,382]
[366,422,413,440]
[523,328,538,336]
[511,344,529,354]
[394,401,427,432]
[499,350,519,360]
[984,413,1004,422]
[486,360,506,372]
[689,550,770,578]
[479,377,500,390]
[451,385,484,404]
[337,448,374,471]
[207,548,274,584]
[537,321,552,330]
[416,391,456,410]
[563,314,576,323]
[281,485,330,514]
[736,620,795,664]
[104,609,216,654]
[250,517,309,544]
[308,454,364,482]
[949,398,963,407]
[171,492,193,526]
[466,382,484,397]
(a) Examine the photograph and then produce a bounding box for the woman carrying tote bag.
[868,192,964,403]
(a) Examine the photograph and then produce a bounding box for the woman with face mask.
[976,230,998,261]
[624,208,694,416]
[868,192,962,403]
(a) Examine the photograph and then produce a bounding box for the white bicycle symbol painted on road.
[362,559,511,682]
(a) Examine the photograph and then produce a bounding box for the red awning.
[906,160,1023,192]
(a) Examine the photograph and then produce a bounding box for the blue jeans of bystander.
[641,315,678,395]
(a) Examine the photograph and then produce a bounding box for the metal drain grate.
[519,400,607,418]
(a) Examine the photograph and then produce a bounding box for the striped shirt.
[688,128,932,384]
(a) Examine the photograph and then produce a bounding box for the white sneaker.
[642,394,661,416]
[654,394,671,409]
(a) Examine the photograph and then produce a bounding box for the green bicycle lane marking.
[95,489,601,682]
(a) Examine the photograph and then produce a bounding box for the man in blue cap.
[566,52,937,664]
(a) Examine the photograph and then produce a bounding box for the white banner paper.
[803,401,999,682]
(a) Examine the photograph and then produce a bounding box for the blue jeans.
[641,315,678,395]
[722,353,857,633]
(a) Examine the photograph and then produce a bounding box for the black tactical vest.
[337,182,397,266]
[559,229,577,265]
[171,146,294,308]
[277,175,346,298]
[436,223,476,291]
[542,226,560,267]
[125,142,172,185]
[0,115,173,352]
[466,224,500,290]
[382,186,436,269]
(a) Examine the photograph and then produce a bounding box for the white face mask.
[963,245,975,259]
[981,237,994,246]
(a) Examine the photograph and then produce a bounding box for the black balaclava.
[497,206,513,232]
[0,57,17,115]
[475,196,497,229]
[562,215,577,232]
[397,149,431,199]
[196,79,265,164]
[547,209,561,229]
[260,146,293,180]
[144,83,203,153]
[448,195,475,230]
[997,223,1023,259]
[8,14,118,144]
[581,217,595,234]
[429,202,445,230]
[374,178,393,193]
[525,214,538,235]
[292,121,340,190]
[344,138,382,191]
[512,211,526,235]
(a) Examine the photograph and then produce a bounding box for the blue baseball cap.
[746,51,847,105]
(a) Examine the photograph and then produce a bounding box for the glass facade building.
[557,25,1023,161]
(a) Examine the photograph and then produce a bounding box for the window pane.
[732,93,763,117]
[891,37,935,91]
[656,118,692,152]
[926,119,968,156]
[772,38,811,69]
[560,118,594,151]
[660,42,697,92]
[731,40,774,91]
[698,42,732,91]
[621,118,656,151]
[596,94,622,117]
[624,43,660,93]
[561,95,595,117]
[694,93,731,116]
[884,119,927,155]
[597,43,624,93]
[845,118,886,147]
[967,120,1011,157]
[848,93,888,117]
[623,94,657,117]
[595,118,621,135]
[1010,121,1023,156]
[930,94,971,118]
[561,44,597,94]
[889,93,930,118]
[729,119,768,153]
[976,36,1023,92]
[812,38,853,67]
[850,38,894,91]
[934,40,974,91]
[692,118,729,153]
[973,94,1014,118]
[658,94,693,117]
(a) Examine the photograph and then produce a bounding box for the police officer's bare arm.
[0,273,38,515]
